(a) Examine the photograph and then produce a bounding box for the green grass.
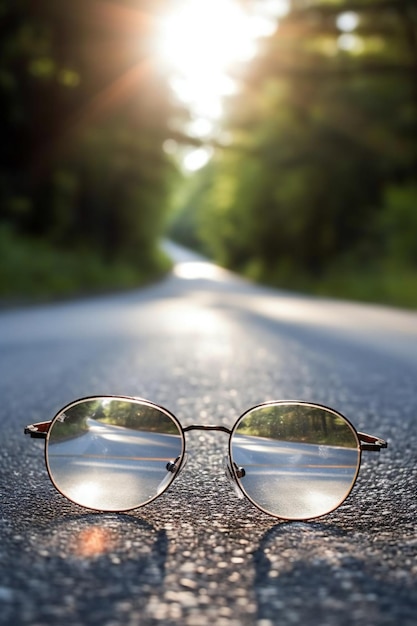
[315,265,417,310]
[0,226,172,306]
[245,259,417,310]
[3,226,415,312]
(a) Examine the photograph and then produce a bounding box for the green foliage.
[378,184,417,266]
[0,0,179,300]
[49,404,91,443]
[95,400,179,434]
[0,225,170,303]
[237,405,357,448]
[170,0,417,308]
[51,398,179,435]
[316,263,417,309]
[168,167,215,254]
[3,0,416,308]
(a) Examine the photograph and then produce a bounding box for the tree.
[0,0,179,272]
[192,0,417,286]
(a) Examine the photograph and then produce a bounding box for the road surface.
[0,241,416,625]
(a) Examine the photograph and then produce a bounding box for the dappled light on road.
[173,261,230,281]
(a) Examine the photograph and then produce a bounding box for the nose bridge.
[183,424,231,435]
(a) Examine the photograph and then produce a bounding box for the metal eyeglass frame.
[24,396,388,520]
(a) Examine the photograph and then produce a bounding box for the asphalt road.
[1,241,417,626]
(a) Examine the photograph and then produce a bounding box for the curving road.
[1,241,416,625]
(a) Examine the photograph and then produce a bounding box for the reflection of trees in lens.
[49,399,180,443]
[236,405,356,448]
[94,399,179,435]
[49,400,101,442]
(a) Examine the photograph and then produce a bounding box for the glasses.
[25,396,387,521]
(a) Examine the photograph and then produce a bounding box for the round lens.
[230,402,360,520]
[46,397,184,511]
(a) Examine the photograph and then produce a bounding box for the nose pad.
[224,456,245,500]
[157,453,189,495]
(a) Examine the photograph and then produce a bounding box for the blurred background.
[1,0,416,307]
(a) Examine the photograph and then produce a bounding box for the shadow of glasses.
[251,520,417,625]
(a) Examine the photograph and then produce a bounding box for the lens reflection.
[230,402,360,520]
[46,397,184,511]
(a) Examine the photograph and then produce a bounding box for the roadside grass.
[245,259,417,310]
[2,226,415,311]
[314,266,417,310]
[0,227,172,306]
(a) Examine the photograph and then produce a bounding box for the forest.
[1,0,416,306]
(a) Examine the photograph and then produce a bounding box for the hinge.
[24,421,51,439]
[358,432,388,452]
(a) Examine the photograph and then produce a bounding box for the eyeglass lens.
[230,403,361,520]
[46,398,184,511]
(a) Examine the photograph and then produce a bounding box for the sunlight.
[156,0,284,171]
[71,481,103,507]
[157,0,272,122]
[336,11,361,52]
[182,147,213,172]
[159,0,255,109]
[173,261,229,280]
[338,33,364,53]
[336,11,359,32]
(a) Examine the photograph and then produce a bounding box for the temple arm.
[358,432,388,452]
[24,421,51,439]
